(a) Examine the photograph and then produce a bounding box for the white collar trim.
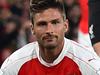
[36,38,69,67]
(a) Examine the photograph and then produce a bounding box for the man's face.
[33,8,68,49]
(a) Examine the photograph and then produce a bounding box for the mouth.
[42,34,58,42]
[42,36,54,41]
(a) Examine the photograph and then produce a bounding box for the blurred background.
[0,0,90,66]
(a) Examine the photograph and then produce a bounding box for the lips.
[42,36,54,41]
[41,33,58,41]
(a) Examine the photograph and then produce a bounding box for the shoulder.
[64,38,100,74]
[0,41,38,75]
[65,38,99,60]
[65,38,95,54]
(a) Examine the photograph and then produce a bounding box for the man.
[0,0,100,75]
[89,0,100,56]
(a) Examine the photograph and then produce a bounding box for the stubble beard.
[38,37,58,51]
[44,44,57,50]
[39,40,57,50]
[39,34,58,50]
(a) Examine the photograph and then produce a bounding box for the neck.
[39,41,64,63]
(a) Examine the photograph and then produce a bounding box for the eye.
[51,20,60,25]
[37,21,47,26]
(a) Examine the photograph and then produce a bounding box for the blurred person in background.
[78,0,89,46]
[9,0,23,17]
[0,0,36,66]
[0,16,21,51]
[78,0,100,57]
[0,2,11,21]
[89,0,100,56]
[64,0,78,9]
[0,16,21,66]
[17,19,36,48]
[64,1,81,41]
[0,0,10,11]
[13,0,36,48]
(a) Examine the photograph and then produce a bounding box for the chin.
[44,43,57,49]
[45,45,56,50]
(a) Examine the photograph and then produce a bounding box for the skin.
[32,8,68,63]
[93,42,100,57]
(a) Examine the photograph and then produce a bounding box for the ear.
[64,19,69,33]
[31,24,35,35]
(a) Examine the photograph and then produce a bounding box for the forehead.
[34,8,63,22]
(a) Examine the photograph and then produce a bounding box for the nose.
[45,23,54,33]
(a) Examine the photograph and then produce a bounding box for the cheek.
[34,29,44,38]
[34,31,41,38]
[56,26,65,35]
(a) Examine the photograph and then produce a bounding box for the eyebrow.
[36,21,47,26]
[37,17,62,23]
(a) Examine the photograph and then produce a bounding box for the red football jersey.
[18,57,81,75]
[1,38,100,75]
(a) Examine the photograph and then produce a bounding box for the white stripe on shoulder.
[1,42,38,70]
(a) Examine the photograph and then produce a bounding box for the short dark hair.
[30,0,66,25]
